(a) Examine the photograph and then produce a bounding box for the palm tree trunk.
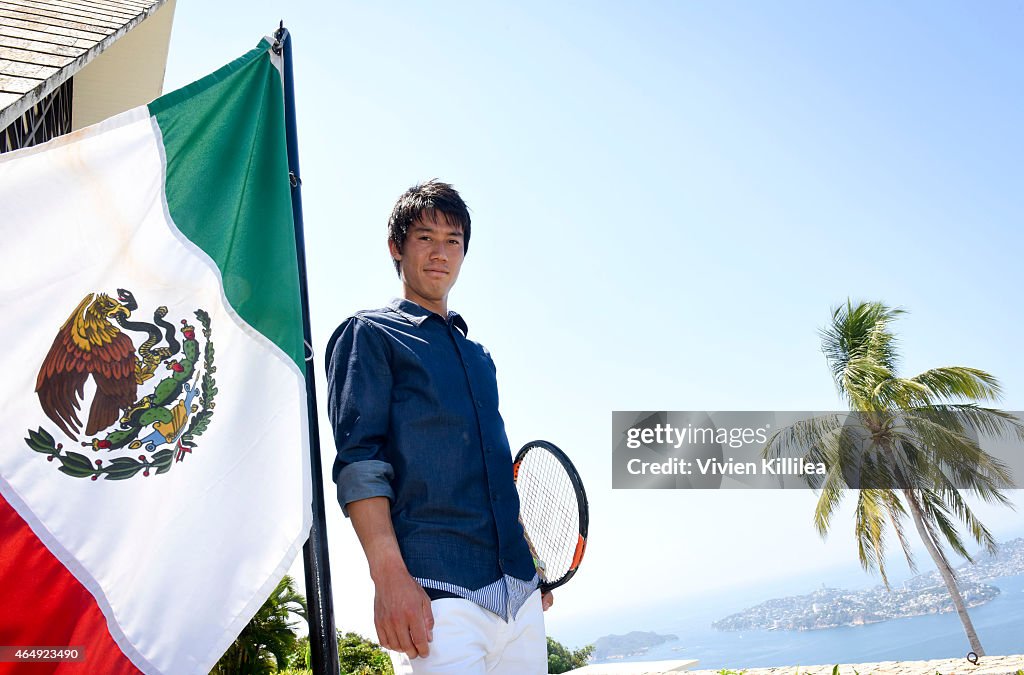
[902,489,985,656]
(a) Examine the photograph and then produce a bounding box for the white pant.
[389,589,546,674]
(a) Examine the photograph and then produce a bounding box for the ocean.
[590,573,1024,669]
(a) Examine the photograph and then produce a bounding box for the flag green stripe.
[148,39,304,371]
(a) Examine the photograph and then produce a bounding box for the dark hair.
[388,179,471,275]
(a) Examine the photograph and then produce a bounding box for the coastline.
[586,573,1024,669]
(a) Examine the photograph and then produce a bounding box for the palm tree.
[212,575,308,674]
[765,300,1023,656]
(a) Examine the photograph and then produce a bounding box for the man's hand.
[542,590,554,611]
[372,564,434,658]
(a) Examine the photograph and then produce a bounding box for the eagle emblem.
[25,289,217,481]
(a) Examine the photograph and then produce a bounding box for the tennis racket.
[512,440,589,592]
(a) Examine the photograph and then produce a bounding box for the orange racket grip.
[571,534,587,569]
[512,460,521,481]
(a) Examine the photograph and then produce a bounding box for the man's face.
[389,210,465,314]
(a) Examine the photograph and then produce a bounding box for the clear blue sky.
[164,1,1024,646]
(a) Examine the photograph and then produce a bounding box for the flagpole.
[275,24,340,675]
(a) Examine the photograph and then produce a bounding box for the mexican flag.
[0,37,312,673]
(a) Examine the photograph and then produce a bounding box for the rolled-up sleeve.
[326,317,395,516]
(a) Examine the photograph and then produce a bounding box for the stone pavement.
[686,654,1024,675]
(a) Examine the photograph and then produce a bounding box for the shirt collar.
[388,298,469,336]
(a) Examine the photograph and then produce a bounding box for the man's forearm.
[347,496,407,580]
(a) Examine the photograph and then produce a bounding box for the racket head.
[513,440,589,592]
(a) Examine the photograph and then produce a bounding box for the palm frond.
[813,464,850,536]
[842,359,895,409]
[764,414,850,491]
[897,413,1015,496]
[273,575,309,623]
[854,489,892,586]
[873,377,930,409]
[940,485,1001,555]
[910,404,1024,442]
[906,489,956,578]
[763,414,844,460]
[214,575,306,674]
[921,491,966,565]
[882,490,916,574]
[909,367,1003,404]
[820,301,905,405]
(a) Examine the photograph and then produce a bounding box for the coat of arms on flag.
[0,35,313,674]
[26,289,216,480]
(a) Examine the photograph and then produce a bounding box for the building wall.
[70,0,176,130]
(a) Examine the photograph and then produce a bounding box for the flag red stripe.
[0,494,139,674]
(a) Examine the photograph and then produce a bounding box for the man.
[326,180,551,674]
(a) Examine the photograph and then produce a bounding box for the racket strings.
[516,446,580,583]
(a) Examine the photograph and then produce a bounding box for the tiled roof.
[0,0,168,129]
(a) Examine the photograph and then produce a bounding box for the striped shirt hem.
[415,574,539,621]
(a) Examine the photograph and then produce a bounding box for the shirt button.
[476,400,483,408]
[491,492,498,501]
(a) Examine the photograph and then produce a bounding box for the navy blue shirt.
[326,299,536,602]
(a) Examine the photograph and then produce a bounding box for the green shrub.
[337,632,393,675]
[547,637,594,674]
